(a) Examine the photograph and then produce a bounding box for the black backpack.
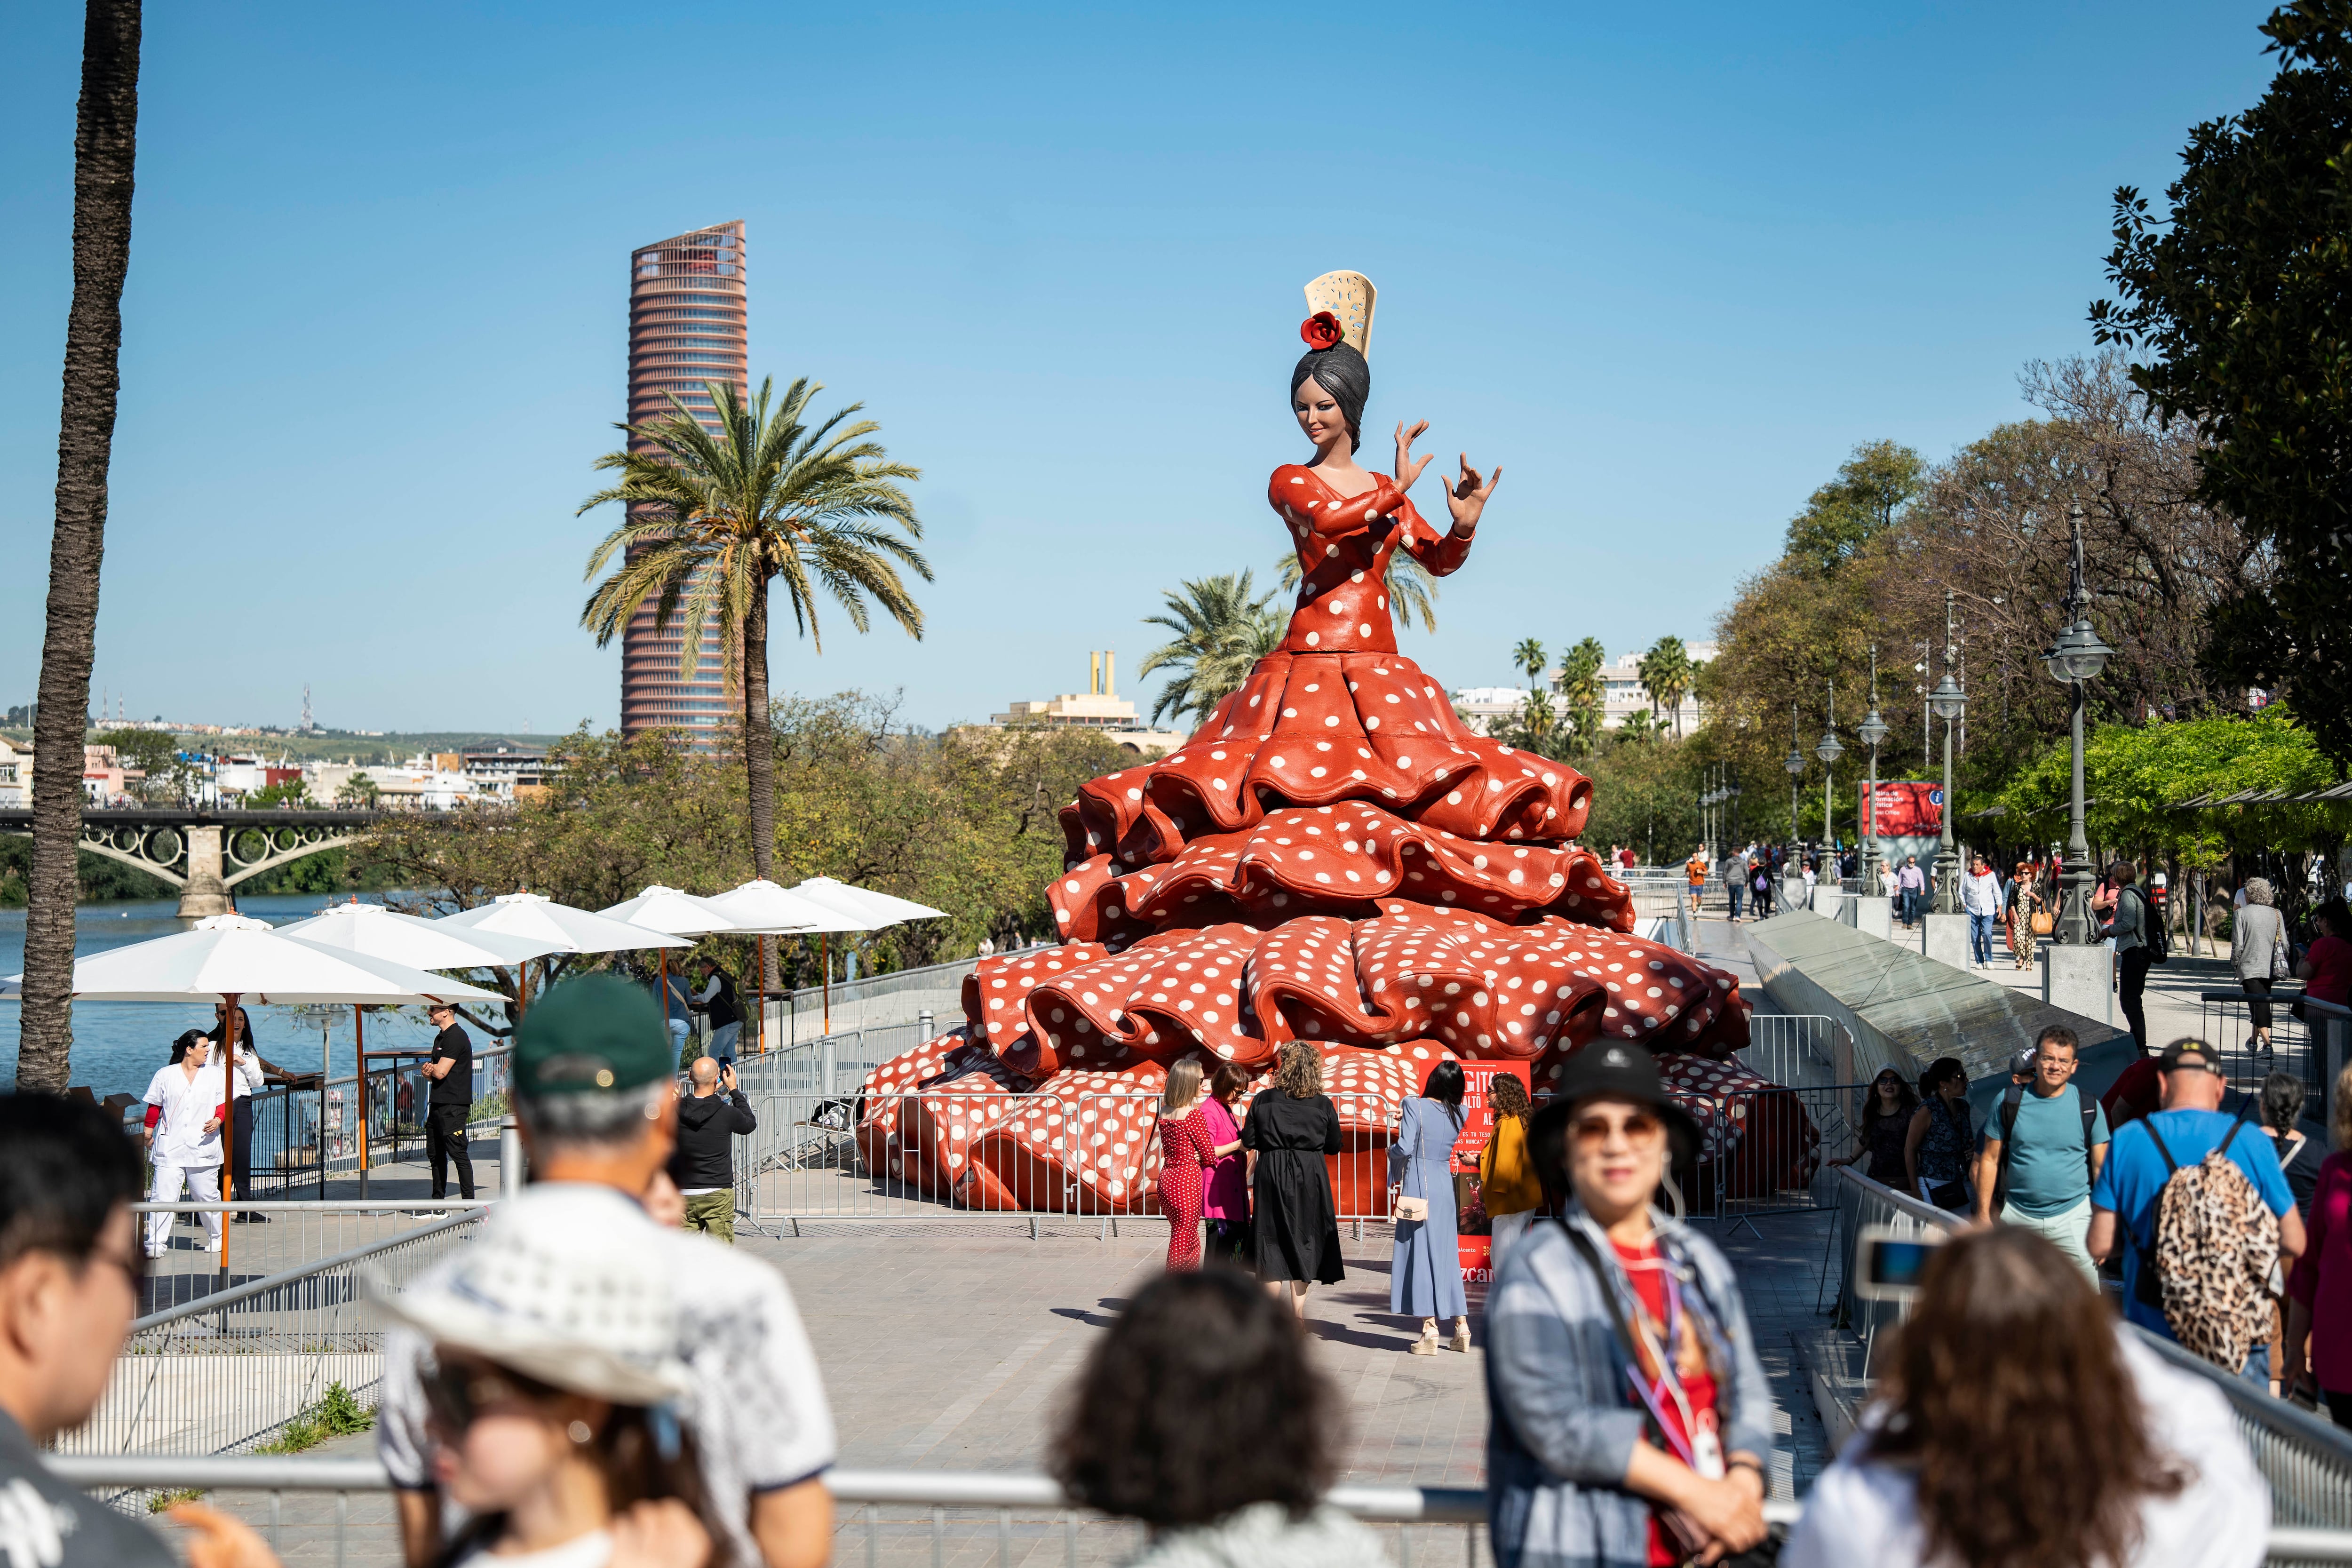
[1991,1083,2103,1214]
[2128,886,2171,965]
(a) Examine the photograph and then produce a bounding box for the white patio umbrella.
[274,902,553,1186]
[436,892,690,1016]
[785,876,949,930]
[699,880,828,1053]
[46,913,502,1267]
[596,887,740,1047]
[708,877,946,1040]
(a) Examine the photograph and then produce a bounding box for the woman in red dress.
[1155,1059,1231,1268]
[870,275,1757,1220]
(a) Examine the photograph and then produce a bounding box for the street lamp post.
[2043,502,2114,945]
[1929,590,1967,915]
[1783,702,1806,889]
[1858,646,1891,887]
[1816,682,1844,884]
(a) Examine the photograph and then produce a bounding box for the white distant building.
[0,738,29,810]
[991,651,1185,755]
[1451,642,1717,738]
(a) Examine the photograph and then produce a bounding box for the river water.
[0,894,450,1100]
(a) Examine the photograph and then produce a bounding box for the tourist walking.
[2286,1064,2352,1426]
[1155,1060,1233,1271]
[1200,1065,1251,1264]
[1724,853,1746,922]
[1784,1226,2264,1568]
[1751,859,1774,919]
[1828,1067,1917,1186]
[140,1034,226,1259]
[0,1096,178,1567]
[1971,1026,2109,1281]
[667,1057,755,1243]
[1478,1072,1543,1272]
[1961,854,2004,967]
[1904,1057,1975,1212]
[2233,879,2288,1056]
[2110,861,2158,1047]
[2263,1072,2325,1215]
[1896,856,1926,929]
[2006,859,2042,970]
[689,956,742,1065]
[1050,1270,1392,1568]
[421,1001,476,1203]
[1486,1044,1772,1568]
[203,1002,271,1222]
[380,977,838,1568]
[1391,1061,1470,1353]
[2088,1038,2305,1383]
[1243,1041,1345,1317]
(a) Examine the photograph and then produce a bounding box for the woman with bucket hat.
[1485,1043,1775,1568]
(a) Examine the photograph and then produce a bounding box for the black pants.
[426,1103,475,1199]
[2120,947,2155,1046]
[2328,1389,2352,1429]
[2243,975,2275,1033]
[230,1096,255,1201]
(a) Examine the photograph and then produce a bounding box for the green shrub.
[257,1381,373,1454]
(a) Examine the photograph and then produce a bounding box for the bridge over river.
[0,807,383,917]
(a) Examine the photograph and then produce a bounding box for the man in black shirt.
[690,956,742,1064]
[421,1003,475,1201]
[668,1056,756,1242]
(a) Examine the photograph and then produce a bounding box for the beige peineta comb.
[1303,271,1376,357]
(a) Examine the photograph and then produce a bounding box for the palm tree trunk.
[743,578,781,993]
[22,0,141,1092]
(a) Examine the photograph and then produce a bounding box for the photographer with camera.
[671,1055,756,1244]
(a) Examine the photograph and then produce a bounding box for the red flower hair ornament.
[1299,311,1344,351]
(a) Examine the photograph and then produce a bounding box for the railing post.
[919,1009,935,1043]
[500,1116,524,1197]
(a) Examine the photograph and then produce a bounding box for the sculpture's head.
[1290,339,1369,459]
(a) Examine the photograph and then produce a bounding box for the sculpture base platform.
[2042,943,2113,1025]
[1924,913,1972,971]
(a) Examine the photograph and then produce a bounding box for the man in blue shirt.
[2088,1037,2304,1384]
[1973,1026,2108,1281]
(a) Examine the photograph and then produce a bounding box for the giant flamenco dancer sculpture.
[857,273,1814,1213]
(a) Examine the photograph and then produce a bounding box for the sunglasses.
[423,1358,563,1432]
[1570,1109,1665,1148]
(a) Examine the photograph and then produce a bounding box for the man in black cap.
[1486,1044,1772,1568]
[378,975,835,1568]
[419,1002,475,1202]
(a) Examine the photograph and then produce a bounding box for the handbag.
[2273,933,2293,981]
[1391,1194,1429,1222]
[2031,910,2055,938]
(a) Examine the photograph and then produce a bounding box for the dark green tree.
[2093,1,2352,769]
[1784,439,1926,573]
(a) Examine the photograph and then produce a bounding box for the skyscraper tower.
[618,221,748,743]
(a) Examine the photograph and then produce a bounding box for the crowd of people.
[1,976,2324,1568]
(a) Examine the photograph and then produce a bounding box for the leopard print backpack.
[2136,1101,2279,1372]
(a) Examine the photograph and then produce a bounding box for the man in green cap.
[378,975,836,1568]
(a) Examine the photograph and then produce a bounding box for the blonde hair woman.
[1154,1060,1239,1271]
[1241,1042,1345,1318]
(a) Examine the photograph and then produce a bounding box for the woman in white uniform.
[141,1035,228,1258]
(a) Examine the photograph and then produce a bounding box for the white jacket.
[143,1062,226,1166]
[1961,871,2004,916]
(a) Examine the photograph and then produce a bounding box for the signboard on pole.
[1869,781,1944,836]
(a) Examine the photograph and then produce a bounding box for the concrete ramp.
[1740,912,2135,1110]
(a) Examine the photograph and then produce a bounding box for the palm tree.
[23,0,142,1091]
[1510,637,1553,745]
[580,376,930,944]
[1639,636,1694,738]
[1273,549,1439,633]
[1138,572,1284,727]
[1555,636,1607,756]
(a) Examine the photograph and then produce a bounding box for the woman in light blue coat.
[1391,1060,1470,1353]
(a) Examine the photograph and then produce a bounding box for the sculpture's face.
[1292,374,1346,452]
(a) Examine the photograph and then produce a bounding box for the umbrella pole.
[755,937,766,1057]
[220,993,238,1283]
[822,932,831,1037]
[355,1007,369,1200]
[659,947,670,1066]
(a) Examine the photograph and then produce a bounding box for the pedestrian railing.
[1828,1166,2352,1544]
[51,1454,2352,1565]
[1737,1015,1852,1089]
[1698,1082,1867,1231]
[132,1201,489,1317]
[64,1206,485,1459]
[2199,989,2352,1132]
[752,955,982,1051]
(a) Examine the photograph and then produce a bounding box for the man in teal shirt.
[1973,1025,2108,1280]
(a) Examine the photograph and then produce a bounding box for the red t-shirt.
[1613,1240,1721,1567]
[2103,1056,2163,1130]
[2306,935,2352,1008]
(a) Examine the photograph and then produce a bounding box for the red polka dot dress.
[1156,1107,1215,1269]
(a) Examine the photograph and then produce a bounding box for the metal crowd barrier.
[1697,1082,1867,1232]
[753,955,982,1051]
[2199,988,2352,1131]
[1738,1014,1852,1088]
[133,1201,490,1316]
[1828,1166,2352,1551]
[63,1207,486,1459]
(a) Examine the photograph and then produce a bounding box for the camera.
[1853,1225,1947,1301]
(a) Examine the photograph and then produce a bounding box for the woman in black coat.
[1242,1040,1344,1316]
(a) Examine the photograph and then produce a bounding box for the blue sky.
[0,2,2280,737]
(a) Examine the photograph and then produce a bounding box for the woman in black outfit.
[1243,1041,1344,1318]
[1828,1067,1919,1186]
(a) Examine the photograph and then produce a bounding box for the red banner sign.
[1455,1061,1533,1284]
[1867,780,1944,837]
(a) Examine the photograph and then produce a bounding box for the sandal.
[1449,1323,1473,1353]
[1410,1325,1438,1355]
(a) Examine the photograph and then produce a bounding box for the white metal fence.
[65,1204,486,1459]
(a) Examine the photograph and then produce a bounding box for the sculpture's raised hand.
[1440,454,1501,534]
[1394,420,1435,491]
